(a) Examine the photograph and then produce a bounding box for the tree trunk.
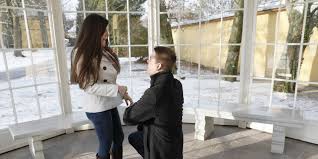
[223,0,244,82]
[38,11,49,48]
[2,0,14,48]
[13,15,24,57]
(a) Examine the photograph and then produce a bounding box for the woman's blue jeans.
[86,108,124,158]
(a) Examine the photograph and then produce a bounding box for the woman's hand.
[123,92,134,106]
[118,85,127,96]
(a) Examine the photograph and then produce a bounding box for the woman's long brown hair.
[70,14,120,89]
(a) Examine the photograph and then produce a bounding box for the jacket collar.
[150,71,173,87]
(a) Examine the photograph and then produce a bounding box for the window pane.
[129,0,146,12]
[64,13,84,47]
[0,90,14,129]
[219,78,240,105]
[159,13,175,45]
[6,51,35,88]
[222,11,244,43]
[131,47,148,76]
[84,0,106,11]
[25,0,47,10]
[277,2,305,44]
[272,81,296,108]
[38,84,61,118]
[274,45,300,81]
[199,76,219,107]
[70,84,86,111]
[130,13,148,45]
[13,87,39,122]
[0,9,28,49]
[109,14,128,45]
[298,44,318,83]
[253,44,275,78]
[199,45,220,76]
[61,0,83,11]
[221,45,242,76]
[108,0,127,11]
[0,52,9,90]
[0,0,22,7]
[27,11,52,48]
[250,79,272,107]
[33,50,57,84]
[296,83,318,120]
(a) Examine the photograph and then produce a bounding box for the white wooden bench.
[191,105,305,154]
[8,112,90,159]
[233,106,304,154]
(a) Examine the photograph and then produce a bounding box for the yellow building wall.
[172,10,318,82]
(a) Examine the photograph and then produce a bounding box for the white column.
[238,0,257,128]
[147,0,160,56]
[271,125,286,154]
[48,0,72,114]
[28,136,45,159]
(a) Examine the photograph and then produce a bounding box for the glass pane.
[250,79,272,107]
[38,84,61,118]
[199,45,220,76]
[298,44,318,83]
[174,12,201,45]
[27,11,52,48]
[0,0,22,7]
[272,81,296,108]
[109,14,128,45]
[129,0,146,12]
[296,83,318,120]
[222,11,244,43]
[200,11,222,45]
[25,0,47,10]
[13,87,40,122]
[254,44,275,78]
[274,45,300,80]
[131,47,148,77]
[70,84,86,111]
[0,52,9,90]
[219,78,240,105]
[222,0,244,10]
[0,9,28,49]
[221,45,242,76]
[115,47,129,78]
[179,46,199,76]
[307,1,318,44]
[255,0,280,44]
[130,13,148,45]
[277,2,305,44]
[0,90,14,129]
[108,0,127,11]
[6,51,35,88]
[33,50,57,84]
[84,0,106,11]
[61,0,83,11]
[63,13,84,47]
[159,13,175,45]
[199,76,219,108]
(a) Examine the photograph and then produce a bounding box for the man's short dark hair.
[154,46,176,71]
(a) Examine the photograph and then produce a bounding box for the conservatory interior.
[1,0,318,158]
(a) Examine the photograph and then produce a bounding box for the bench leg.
[28,136,45,159]
[195,115,214,140]
[271,125,286,154]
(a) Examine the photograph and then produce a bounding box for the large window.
[251,0,318,119]
[0,0,60,129]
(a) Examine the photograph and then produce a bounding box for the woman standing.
[71,14,132,159]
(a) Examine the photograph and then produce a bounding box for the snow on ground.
[1,49,318,129]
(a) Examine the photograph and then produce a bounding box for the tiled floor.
[1,124,318,159]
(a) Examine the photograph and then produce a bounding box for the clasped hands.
[118,85,134,106]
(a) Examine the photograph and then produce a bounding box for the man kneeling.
[123,46,184,159]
